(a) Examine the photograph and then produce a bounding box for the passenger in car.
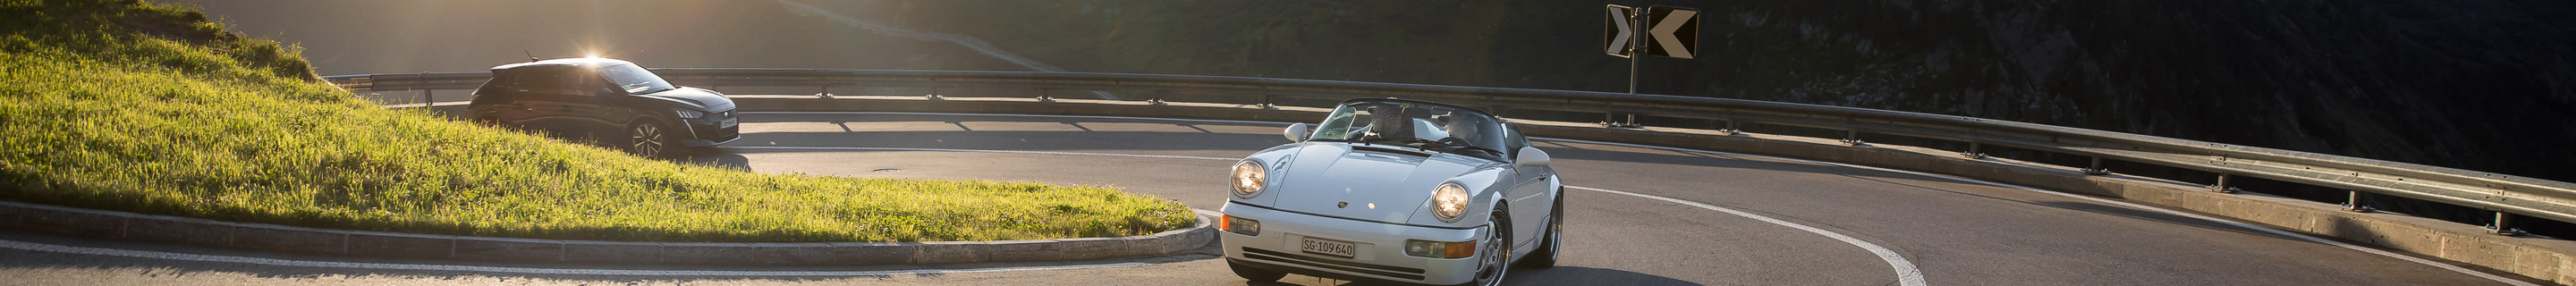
[1440,114,1479,144]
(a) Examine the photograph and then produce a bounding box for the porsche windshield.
[1307,100,1509,158]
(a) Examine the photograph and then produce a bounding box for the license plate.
[1301,237,1358,257]
[717,118,738,129]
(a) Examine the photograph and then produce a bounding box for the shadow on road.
[1505,266,1702,286]
[1239,266,1699,286]
[1837,173,2309,243]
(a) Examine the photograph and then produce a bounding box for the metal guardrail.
[325,69,2576,231]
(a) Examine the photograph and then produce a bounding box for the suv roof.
[488,57,637,72]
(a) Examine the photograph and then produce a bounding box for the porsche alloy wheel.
[1461,211,1510,286]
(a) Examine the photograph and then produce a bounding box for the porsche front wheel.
[1456,210,1511,286]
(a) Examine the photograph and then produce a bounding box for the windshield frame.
[1305,99,1510,160]
[594,63,675,94]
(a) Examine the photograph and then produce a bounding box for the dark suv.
[468,58,739,156]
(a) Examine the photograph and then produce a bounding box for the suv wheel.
[626,121,677,157]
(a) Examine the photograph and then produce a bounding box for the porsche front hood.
[1270,144,1488,224]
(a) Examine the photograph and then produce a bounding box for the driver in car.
[1437,113,1479,147]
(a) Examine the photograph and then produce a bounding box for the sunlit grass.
[0,0,1194,242]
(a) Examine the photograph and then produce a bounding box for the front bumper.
[678,109,741,147]
[1220,201,1486,285]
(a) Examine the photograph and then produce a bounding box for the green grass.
[0,0,1195,242]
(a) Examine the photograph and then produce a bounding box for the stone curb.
[0,201,1213,266]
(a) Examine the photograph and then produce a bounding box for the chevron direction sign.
[1642,6,1699,59]
[1604,5,1699,59]
[1605,4,1637,57]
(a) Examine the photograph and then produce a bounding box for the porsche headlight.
[1231,161,1267,199]
[1432,182,1470,223]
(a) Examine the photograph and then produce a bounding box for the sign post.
[1603,5,1698,127]
[1606,5,1639,95]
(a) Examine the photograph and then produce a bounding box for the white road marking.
[1535,138,2538,286]
[0,239,1148,276]
[1571,186,1927,286]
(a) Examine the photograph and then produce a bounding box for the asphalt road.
[0,112,2540,285]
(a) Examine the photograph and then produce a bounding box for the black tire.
[1518,191,1563,268]
[1454,210,1511,286]
[624,120,679,157]
[1227,259,1287,282]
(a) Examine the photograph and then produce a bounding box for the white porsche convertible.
[1220,98,1563,286]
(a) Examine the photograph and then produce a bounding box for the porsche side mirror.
[1284,123,1311,141]
[1513,147,1550,170]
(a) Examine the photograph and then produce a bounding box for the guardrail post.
[1148,90,1166,105]
[2211,173,2239,193]
[2343,190,2375,213]
[1037,88,1055,102]
[414,72,430,105]
[816,86,835,98]
[1722,119,1741,134]
[2081,157,2111,175]
[1961,141,1987,158]
[1258,94,1274,108]
[2492,212,2524,236]
[928,87,945,100]
[1597,113,1640,128]
[1840,130,1866,146]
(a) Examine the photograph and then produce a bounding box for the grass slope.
[0,0,1193,242]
